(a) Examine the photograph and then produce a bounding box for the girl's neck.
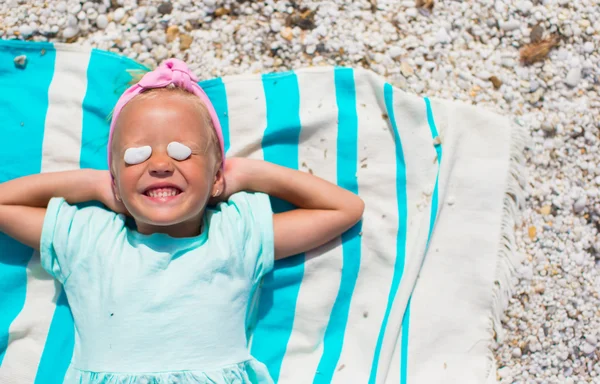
[135,214,204,238]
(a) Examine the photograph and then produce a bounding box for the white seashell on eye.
[124,146,152,165]
[167,141,192,161]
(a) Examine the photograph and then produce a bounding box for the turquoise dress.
[40,192,274,383]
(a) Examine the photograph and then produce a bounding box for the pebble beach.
[1,0,600,382]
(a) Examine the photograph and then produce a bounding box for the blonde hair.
[110,69,222,166]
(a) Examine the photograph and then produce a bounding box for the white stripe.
[41,48,91,172]
[0,253,62,384]
[222,73,266,162]
[0,48,91,383]
[384,333,401,384]
[221,73,266,350]
[378,92,439,382]
[331,69,398,383]
[277,68,343,383]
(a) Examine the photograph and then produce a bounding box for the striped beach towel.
[0,40,525,384]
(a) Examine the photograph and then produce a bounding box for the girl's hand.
[96,170,130,215]
[208,157,253,205]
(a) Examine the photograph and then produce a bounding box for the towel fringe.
[485,117,527,380]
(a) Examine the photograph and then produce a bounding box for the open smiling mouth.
[143,187,183,203]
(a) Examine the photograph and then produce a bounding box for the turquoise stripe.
[80,49,147,170]
[368,83,409,383]
[0,41,56,365]
[250,71,304,382]
[399,97,442,383]
[199,78,230,154]
[34,291,74,383]
[314,68,361,383]
[400,298,411,383]
[36,48,146,380]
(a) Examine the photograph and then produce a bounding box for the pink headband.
[107,58,225,168]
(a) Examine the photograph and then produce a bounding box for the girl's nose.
[148,153,174,176]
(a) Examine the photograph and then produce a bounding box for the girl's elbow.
[349,195,365,224]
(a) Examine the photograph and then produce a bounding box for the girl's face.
[111,90,223,237]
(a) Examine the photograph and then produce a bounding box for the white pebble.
[55,2,67,13]
[499,20,520,31]
[77,11,87,21]
[573,195,587,212]
[389,46,402,58]
[153,45,168,61]
[62,27,78,39]
[87,9,98,20]
[511,347,522,358]
[581,342,596,355]
[134,8,146,23]
[18,25,34,36]
[68,3,82,14]
[270,20,281,32]
[96,15,108,29]
[583,42,595,54]
[435,28,451,44]
[113,8,125,22]
[498,366,513,379]
[67,14,78,28]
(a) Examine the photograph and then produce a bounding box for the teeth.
[147,187,179,198]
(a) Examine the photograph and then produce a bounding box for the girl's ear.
[112,174,122,202]
[211,168,225,198]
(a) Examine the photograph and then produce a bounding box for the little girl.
[0,59,364,383]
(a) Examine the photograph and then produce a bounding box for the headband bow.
[108,58,225,168]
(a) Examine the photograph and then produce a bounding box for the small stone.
[214,7,229,17]
[389,46,402,58]
[56,1,67,13]
[583,42,595,54]
[18,25,33,37]
[179,34,193,50]
[62,27,78,39]
[13,55,27,69]
[133,8,146,23]
[435,28,451,44]
[528,226,537,240]
[77,11,87,21]
[499,20,520,32]
[489,76,502,89]
[581,342,596,355]
[400,61,414,77]
[476,70,492,80]
[96,15,108,29]
[573,196,587,213]
[280,27,293,41]
[68,3,82,14]
[153,45,168,62]
[530,24,545,43]
[539,205,551,215]
[541,123,556,135]
[585,335,598,346]
[526,88,544,104]
[113,8,125,22]
[534,283,545,294]
[497,366,513,379]
[87,8,98,20]
[67,14,78,28]
[166,25,179,42]
[411,82,425,94]
[270,20,282,33]
[516,0,533,13]
[565,68,581,88]
[158,2,173,15]
[512,347,522,358]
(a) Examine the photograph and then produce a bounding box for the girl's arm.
[225,158,365,260]
[0,170,113,249]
